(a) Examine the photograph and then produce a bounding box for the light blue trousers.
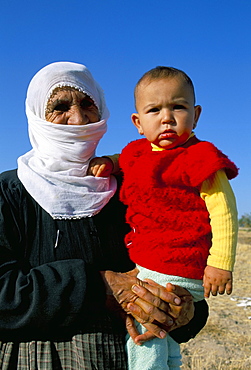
[126,266,204,370]
[126,323,182,370]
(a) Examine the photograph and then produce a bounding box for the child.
[88,66,239,369]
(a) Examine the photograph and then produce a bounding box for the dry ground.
[180,229,251,369]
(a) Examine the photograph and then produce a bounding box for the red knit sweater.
[119,136,238,279]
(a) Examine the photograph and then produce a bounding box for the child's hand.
[203,266,233,298]
[87,157,114,177]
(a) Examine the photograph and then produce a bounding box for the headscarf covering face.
[18,62,117,219]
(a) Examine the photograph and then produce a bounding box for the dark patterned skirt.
[0,331,127,369]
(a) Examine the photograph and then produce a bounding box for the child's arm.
[87,154,120,177]
[200,169,238,298]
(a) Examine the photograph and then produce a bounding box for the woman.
[0,62,207,369]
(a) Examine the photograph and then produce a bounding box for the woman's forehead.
[48,87,89,100]
[46,86,97,108]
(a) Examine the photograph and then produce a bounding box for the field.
[180,229,251,369]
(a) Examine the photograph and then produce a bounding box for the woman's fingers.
[127,292,174,330]
[132,329,161,345]
[128,300,174,330]
[131,282,181,312]
[126,282,191,327]
[129,282,194,327]
[125,314,167,345]
[125,315,141,344]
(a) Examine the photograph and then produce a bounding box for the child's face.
[132,77,201,149]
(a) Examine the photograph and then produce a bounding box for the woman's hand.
[128,280,194,344]
[100,270,194,344]
[132,279,194,328]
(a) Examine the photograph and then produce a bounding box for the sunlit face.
[45,87,100,125]
[132,77,201,149]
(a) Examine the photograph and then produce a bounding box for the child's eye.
[148,107,159,113]
[173,105,186,110]
[54,103,69,112]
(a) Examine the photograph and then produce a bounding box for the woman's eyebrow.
[52,98,70,104]
[47,98,70,107]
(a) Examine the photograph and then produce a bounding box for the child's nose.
[161,109,174,124]
[67,106,89,125]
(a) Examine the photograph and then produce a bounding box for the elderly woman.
[0,62,207,369]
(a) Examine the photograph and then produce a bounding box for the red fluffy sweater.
[119,136,238,279]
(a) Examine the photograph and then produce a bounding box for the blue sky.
[1,0,250,217]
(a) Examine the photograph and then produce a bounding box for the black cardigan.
[0,170,208,343]
[0,169,134,341]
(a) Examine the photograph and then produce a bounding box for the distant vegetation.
[239,213,251,228]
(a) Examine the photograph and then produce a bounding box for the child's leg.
[136,265,204,302]
[167,335,182,370]
[126,320,182,370]
[127,266,204,369]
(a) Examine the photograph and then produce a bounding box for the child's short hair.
[134,66,196,106]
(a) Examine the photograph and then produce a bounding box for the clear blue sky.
[1,0,250,217]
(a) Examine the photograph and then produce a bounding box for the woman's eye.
[54,103,69,112]
[81,99,94,109]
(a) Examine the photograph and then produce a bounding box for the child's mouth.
[159,131,177,140]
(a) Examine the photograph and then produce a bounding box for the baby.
[88,66,238,369]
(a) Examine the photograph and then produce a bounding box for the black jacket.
[0,169,208,342]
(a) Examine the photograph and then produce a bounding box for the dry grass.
[180,229,251,369]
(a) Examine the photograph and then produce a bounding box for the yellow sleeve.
[200,169,238,271]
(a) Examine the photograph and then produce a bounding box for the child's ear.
[131,113,144,135]
[193,105,202,129]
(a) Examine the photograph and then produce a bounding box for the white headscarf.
[18,61,117,219]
